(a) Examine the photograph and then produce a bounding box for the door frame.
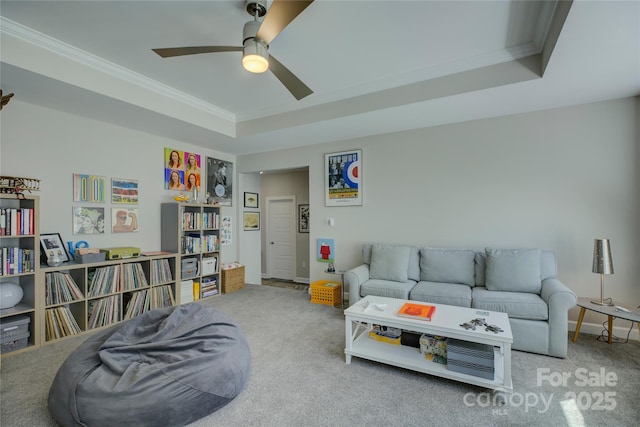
[265,195,296,280]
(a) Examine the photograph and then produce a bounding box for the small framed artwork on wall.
[112,208,139,233]
[244,192,259,208]
[243,212,260,231]
[112,178,139,204]
[298,204,309,233]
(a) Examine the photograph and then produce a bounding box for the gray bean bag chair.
[48,303,251,427]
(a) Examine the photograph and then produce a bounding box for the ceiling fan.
[152,0,314,100]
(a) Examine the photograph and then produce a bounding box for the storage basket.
[310,280,341,306]
[0,315,30,340]
[0,331,30,354]
[221,266,245,293]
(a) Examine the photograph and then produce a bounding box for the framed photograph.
[207,157,233,206]
[298,204,309,233]
[244,192,259,208]
[73,173,106,203]
[73,206,106,235]
[112,208,139,233]
[325,149,362,206]
[40,233,70,262]
[112,178,139,204]
[243,211,260,231]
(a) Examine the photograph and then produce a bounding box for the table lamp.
[591,238,614,306]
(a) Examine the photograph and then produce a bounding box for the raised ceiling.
[1,1,638,155]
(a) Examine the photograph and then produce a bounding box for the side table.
[572,297,640,344]
[325,269,348,308]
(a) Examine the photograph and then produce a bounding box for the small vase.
[0,282,24,309]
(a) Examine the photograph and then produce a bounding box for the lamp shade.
[592,238,614,275]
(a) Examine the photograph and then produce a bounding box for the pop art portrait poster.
[325,149,362,206]
[207,157,233,206]
[165,148,185,191]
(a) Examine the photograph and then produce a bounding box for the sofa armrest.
[344,264,370,306]
[541,278,577,357]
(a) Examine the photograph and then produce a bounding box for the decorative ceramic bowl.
[0,282,24,309]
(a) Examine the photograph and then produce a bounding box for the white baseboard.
[569,320,639,341]
[295,277,310,284]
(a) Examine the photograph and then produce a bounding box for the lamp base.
[590,298,614,306]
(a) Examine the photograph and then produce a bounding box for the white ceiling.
[1,1,638,155]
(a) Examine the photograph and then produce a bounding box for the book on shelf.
[397,302,436,321]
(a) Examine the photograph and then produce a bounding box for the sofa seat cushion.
[409,281,472,307]
[485,248,542,293]
[369,244,411,282]
[361,279,416,300]
[472,287,548,320]
[419,248,475,286]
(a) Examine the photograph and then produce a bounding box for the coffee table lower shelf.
[346,332,508,391]
[344,296,513,394]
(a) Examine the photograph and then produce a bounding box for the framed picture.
[207,157,233,206]
[112,208,139,233]
[244,192,259,208]
[298,204,309,233]
[243,211,260,231]
[73,206,106,235]
[112,178,139,204]
[73,173,106,203]
[325,149,362,206]
[40,233,70,262]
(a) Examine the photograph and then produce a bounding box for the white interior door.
[266,196,296,281]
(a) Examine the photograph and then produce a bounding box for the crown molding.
[0,17,236,122]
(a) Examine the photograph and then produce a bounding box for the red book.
[397,302,436,321]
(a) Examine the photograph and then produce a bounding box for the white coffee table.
[344,295,513,393]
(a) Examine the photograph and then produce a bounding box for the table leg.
[607,315,613,344]
[573,307,586,343]
[345,317,353,364]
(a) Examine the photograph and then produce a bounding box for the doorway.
[265,196,296,281]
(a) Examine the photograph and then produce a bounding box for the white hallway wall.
[1,100,238,264]
[238,96,640,328]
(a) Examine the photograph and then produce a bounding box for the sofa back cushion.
[369,244,411,282]
[419,248,475,286]
[476,250,557,286]
[363,244,420,281]
[485,248,542,293]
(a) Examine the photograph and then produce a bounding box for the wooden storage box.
[221,266,245,293]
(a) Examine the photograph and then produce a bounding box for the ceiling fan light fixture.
[242,39,269,73]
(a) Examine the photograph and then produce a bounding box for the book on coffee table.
[397,302,436,321]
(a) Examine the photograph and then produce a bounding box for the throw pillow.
[485,248,542,293]
[369,244,410,283]
[419,248,475,286]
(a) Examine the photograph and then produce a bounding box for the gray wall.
[238,96,640,327]
[1,100,238,263]
[3,96,639,330]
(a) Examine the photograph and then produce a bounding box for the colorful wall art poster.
[325,149,362,206]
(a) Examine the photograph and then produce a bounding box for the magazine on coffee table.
[397,302,436,321]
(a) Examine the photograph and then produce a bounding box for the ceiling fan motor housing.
[242,20,269,73]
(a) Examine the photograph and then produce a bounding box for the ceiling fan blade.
[256,0,314,45]
[152,46,242,58]
[268,55,312,100]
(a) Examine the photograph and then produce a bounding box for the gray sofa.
[344,244,577,358]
